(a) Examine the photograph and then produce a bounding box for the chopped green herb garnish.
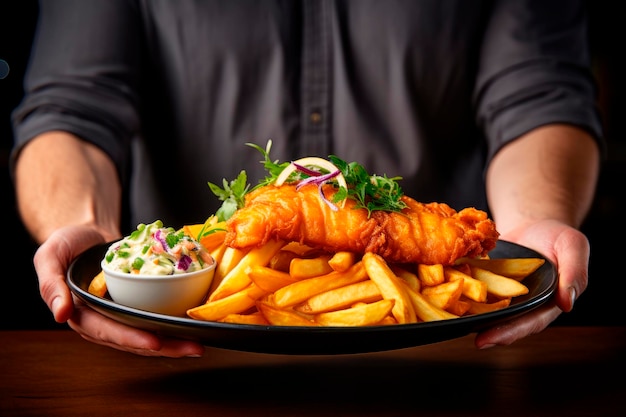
[165,229,183,248]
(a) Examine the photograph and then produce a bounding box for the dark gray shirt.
[12,0,603,231]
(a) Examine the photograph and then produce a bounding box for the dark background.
[1,2,624,330]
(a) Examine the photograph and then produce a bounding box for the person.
[11,0,603,357]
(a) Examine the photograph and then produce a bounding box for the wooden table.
[1,326,624,417]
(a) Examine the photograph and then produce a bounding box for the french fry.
[209,239,285,301]
[198,229,227,252]
[87,271,107,297]
[391,265,421,292]
[421,279,463,310]
[219,312,270,325]
[246,264,299,292]
[454,263,472,276]
[182,224,204,240]
[457,257,545,280]
[378,315,397,325]
[295,280,382,314]
[328,251,356,272]
[269,250,300,272]
[184,218,228,252]
[187,283,267,321]
[466,298,511,315]
[257,301,318,326]
[273,261,368,308]
[417,263,445,286]
[446,299,471,316]
[444,266,488,302]
[289,255,334,279]
[175,216,538,327]
[401,282,458,321]
[362,253,416,324]
[209,245,248,294]
[314,299,395,326]
[209,242,228,265]
[470,267,530,298]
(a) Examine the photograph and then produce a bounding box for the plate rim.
[67,240,557,354]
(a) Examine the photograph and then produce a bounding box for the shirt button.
[309,111,322,124]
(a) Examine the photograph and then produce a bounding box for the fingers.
[487,220,590,348]
[552,227,590,313]
[33,224,204,357]
[33,225,108,323]
[474,302,562,349]
[34,244,78,323]
[68,301,205,358]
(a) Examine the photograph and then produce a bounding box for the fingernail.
[50,296,61,316]
[479,343,496,350]
[186,354,202,358]
[569,287,577,309]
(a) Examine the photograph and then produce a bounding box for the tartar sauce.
[103,220,213,275]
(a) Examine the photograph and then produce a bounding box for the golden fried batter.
[225,184,499,265]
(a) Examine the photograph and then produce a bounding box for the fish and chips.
[88,141,546,327]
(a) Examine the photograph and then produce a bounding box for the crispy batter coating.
[225,184,499,265]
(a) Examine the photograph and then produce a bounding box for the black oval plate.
[67,240,556,355]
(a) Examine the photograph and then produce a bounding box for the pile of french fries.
[88,218,544,326]
[182,219,544,326]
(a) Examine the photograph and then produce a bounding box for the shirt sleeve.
[10,0,143,183]
[474,0,605,162]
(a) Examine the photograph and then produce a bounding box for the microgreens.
[207,140,407,220]
[246,141,290,189]
[328,156,407,215]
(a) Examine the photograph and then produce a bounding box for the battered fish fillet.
[224,184,499,265]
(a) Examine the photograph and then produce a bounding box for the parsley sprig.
[208,140,407,220]
[207,171,250,222]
